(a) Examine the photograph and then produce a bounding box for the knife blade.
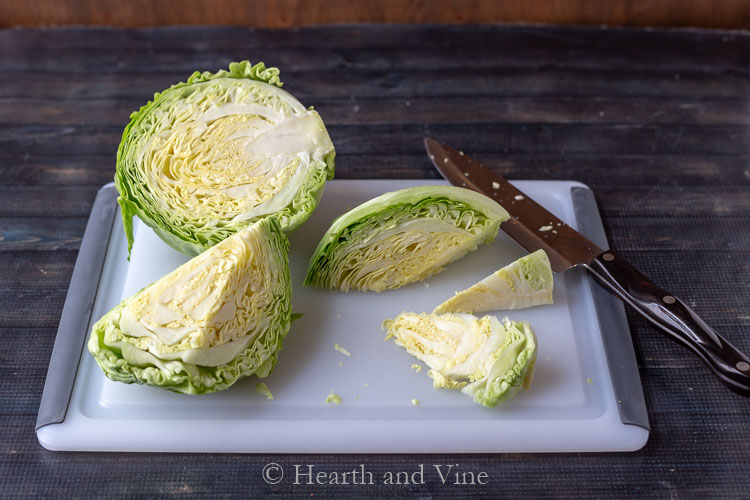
[425,137,750,397]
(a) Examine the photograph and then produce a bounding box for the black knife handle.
[584,250,750,397]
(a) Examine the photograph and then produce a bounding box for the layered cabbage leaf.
[384,312,537,407]
[88,217,292,395]
[116,60,335,256]
[434,249,554,314]
[305,186,509,292]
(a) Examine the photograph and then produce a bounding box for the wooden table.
[1,24,749,498]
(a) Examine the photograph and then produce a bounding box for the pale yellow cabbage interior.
[434,249,554,314]
[333,219,478,292]
[136,78,333,226]
[385,313,507,384]
[112,221,283,366]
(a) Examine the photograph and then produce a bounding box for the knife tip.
[423,136,440,153]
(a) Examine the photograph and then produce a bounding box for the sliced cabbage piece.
[116,60,335,256]
[305,186,509,292]
[383,312,537,407]
[87,217,292,395]
[434,249,553,314]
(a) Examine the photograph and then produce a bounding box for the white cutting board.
[38,180,648,452]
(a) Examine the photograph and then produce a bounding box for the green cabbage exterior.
[116,60,335,257]
[88,217,292,395]
[434,249,554,314]
[384,312,537,407]
[305,186,509,292]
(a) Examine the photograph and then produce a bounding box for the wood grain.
[1,24,749,498]
[1,0,750,29]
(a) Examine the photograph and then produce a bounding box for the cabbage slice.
[434,249,553,314]
[116,60,335,256]
[87,217,292,395]
[384,312,537,407]
[305,186,509,292]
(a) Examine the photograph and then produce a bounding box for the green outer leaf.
[87,217,292,395]
[304,185,509,290]
[462,319,537,407]
[115,60,335,257]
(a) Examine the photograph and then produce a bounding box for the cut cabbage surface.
[116,60,335,256]
[384,312,537,407]
[88,217,292,395]
[434,249,553,314]
[305,186,509,292]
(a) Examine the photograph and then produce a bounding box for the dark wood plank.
[0,329,54,417]
[0,251,75,328]
[0,218,86,251]
[2,152,749,188]
[0,187,98,217]
[1,26,749,76]
[3,67,749,100]
[4,96,750,127]
[0,154,116,186]
[2,123,748,157]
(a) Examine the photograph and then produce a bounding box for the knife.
[424,137,750,397]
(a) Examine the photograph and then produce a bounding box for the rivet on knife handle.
[586,250,750,397]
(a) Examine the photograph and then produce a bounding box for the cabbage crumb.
[411,364,422,373]
[411,399,420,406]
[256,382,274,400]
[334,343,351,356]
[326,392,342,405]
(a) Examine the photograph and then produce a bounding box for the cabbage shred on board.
[115,61,335,257]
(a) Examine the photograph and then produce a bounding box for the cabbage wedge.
[434,249,554,314]
[384,312,537,407]
[88,217,292,395]
[116,60,335,256]
[305,186,509,292]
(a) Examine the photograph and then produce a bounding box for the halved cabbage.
[88,217,292,395]
[305,186,509,292]
[384,312,537,407]
[434,249,553,314]
[116,60,335,256]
